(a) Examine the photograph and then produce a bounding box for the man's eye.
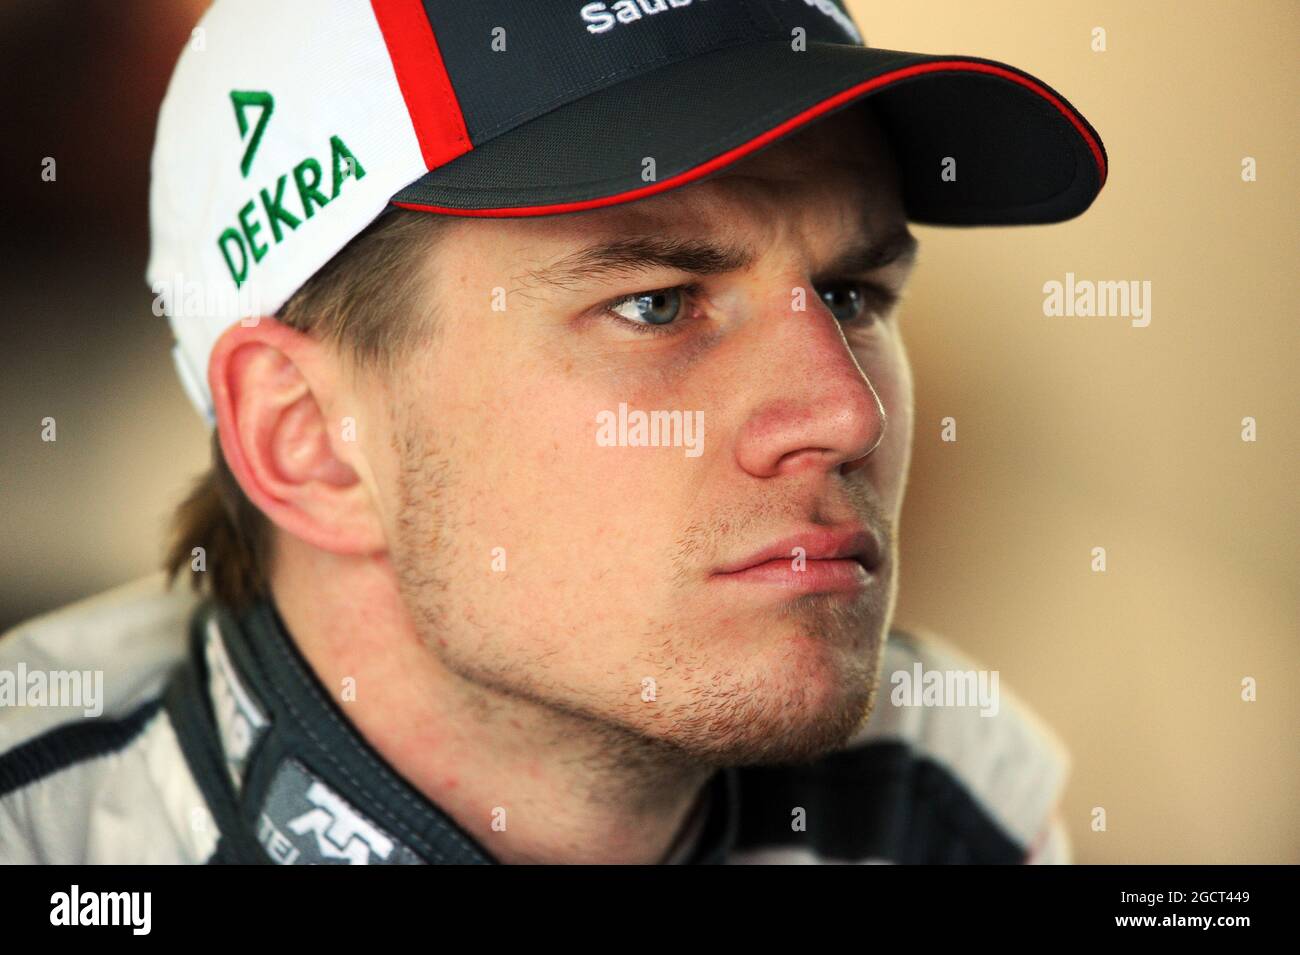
[607,287,687,329]
[819,281,897,324]
[601,279,896,336]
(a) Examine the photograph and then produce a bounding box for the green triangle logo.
[230,90,275,178]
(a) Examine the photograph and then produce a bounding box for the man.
[0,0,1103,863]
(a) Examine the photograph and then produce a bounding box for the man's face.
[360,104,917,767]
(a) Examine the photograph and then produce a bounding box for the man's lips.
[711,526,884,581]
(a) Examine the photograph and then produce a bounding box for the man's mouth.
[710,525,883,594]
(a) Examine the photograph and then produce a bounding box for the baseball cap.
[148,0,1108,421]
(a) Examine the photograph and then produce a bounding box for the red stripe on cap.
[370,0,470,170]
[394,59,1107,218]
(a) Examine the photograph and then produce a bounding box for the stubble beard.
[389,415,894,774]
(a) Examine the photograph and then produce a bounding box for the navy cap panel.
[420,0,863,144]
[764,0,866,45]
[392,40,1104,225]
[394,42,921,205]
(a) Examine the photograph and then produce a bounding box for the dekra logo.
[218,90,366,288]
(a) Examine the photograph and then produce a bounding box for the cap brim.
[392,40,1107,226]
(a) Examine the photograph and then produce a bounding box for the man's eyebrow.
[812,228,918,282]
[523,226,918,293]
[523,235,756,292]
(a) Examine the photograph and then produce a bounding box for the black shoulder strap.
[162,604,269,864]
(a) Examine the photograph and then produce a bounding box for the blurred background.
[1,1,1295,862]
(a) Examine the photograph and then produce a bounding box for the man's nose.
[731,291,887,480]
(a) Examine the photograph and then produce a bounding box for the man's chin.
[670,686,879,769]
[654,601,888,767]
[648,642,885,768]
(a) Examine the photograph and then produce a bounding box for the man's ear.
[208,318,386,556]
